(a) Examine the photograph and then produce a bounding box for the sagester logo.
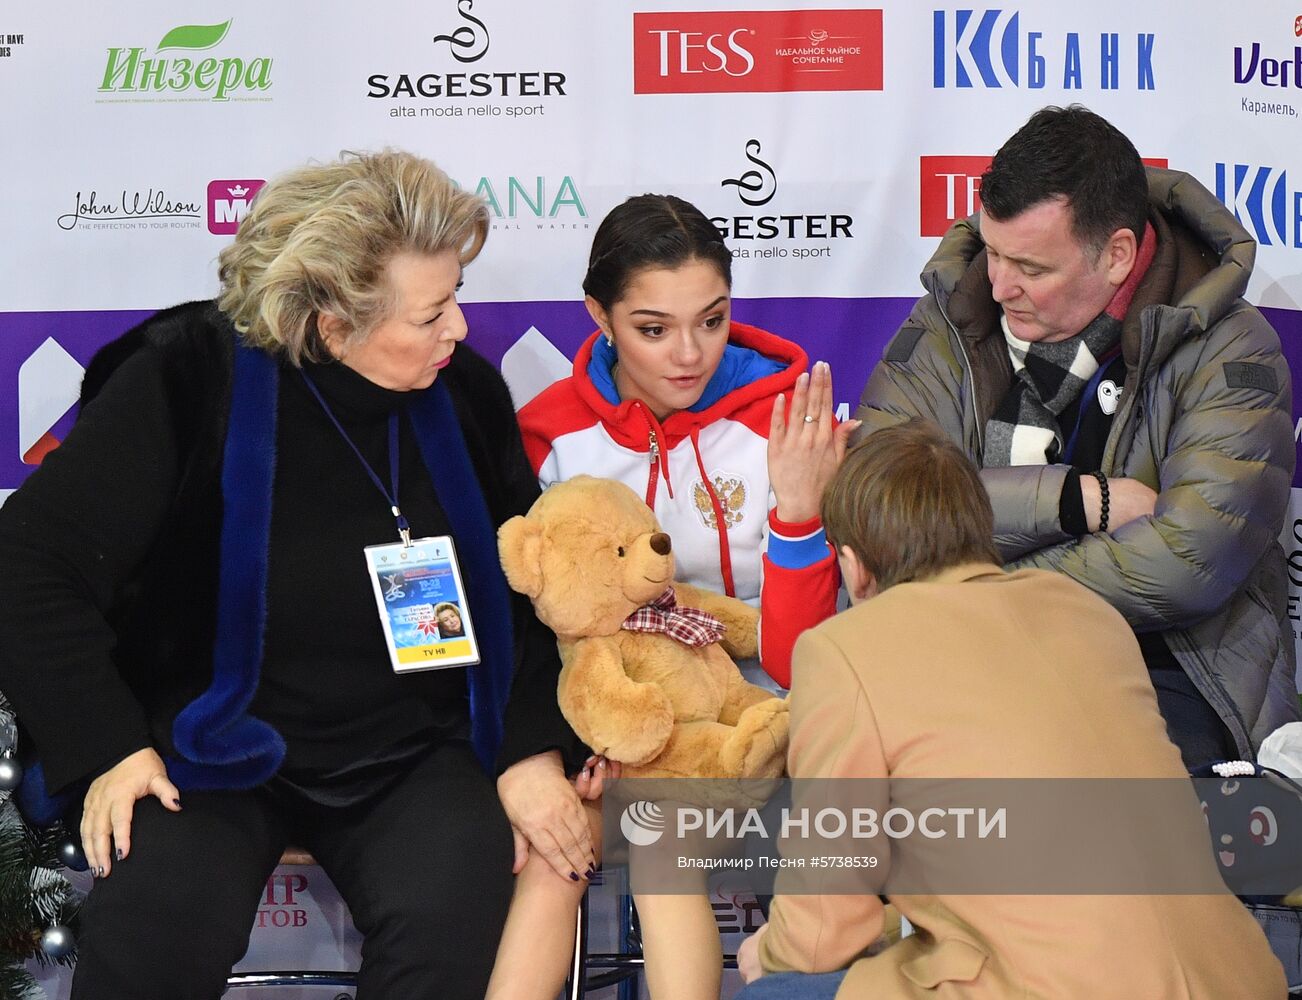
[98,19,273,103]
[713,139,853,261]
[433,0,489,63]
[932,10,1156,91]
[720,139,776,207]
[368,0,567,120]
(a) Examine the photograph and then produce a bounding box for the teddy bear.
[497,475,788,781]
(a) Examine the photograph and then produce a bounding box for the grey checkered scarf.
[982,312,1121,466]
[983,222,1156,467]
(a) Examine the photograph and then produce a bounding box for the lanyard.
[299,371,412,547]
[1062,345,1123,467]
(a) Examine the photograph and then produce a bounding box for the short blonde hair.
[217,149,489,363]
[822,420,999,591]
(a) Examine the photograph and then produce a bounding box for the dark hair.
[822,420,999,592]
[979,105,1148,257]
[583,194,732,309]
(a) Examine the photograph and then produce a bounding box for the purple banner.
[0,297,1296,498]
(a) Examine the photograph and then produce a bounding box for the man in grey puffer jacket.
[855,105,1298,770]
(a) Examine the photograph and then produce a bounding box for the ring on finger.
[803,414,816,424]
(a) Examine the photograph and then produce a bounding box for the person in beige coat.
[736,420,1285,999]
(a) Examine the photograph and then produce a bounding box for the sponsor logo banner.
[97,18,273,103]
[469,175,589,233]
[711,138,855,265]
[920,155,1168,237]
[932,9,1156,91]
[0,30,25,61]
[368,0,567,119]
[633,9,883,94]
[56,188,204,233]
[1232,18,1302,118]
[207,178,266,235]
[1215,163,1301,249]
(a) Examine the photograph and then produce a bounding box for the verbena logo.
[98,19,273,103]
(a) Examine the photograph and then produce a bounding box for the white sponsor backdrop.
[3,1,1300,995]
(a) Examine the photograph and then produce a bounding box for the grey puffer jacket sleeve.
[857,312,1075,561]
[1007,303,1294,633]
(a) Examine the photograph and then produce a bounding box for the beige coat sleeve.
[757,628,891,974]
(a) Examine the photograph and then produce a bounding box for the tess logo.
[919,156,992,237]
[632,9,883,94]
[920,155,1168,236]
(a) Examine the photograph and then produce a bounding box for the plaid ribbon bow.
[621,587,727,647]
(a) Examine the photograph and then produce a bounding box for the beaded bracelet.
[1091,470,1110,533]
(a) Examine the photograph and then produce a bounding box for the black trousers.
[1151,666,1238,772]
[70,740,513,1000]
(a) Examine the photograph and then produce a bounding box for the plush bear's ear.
[497,515,544,598]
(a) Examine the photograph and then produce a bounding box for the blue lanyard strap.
[299,370,412,546]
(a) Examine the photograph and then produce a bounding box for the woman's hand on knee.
[80,747,180,878]
[498,750,594,882]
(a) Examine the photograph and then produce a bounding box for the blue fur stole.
[168,339,512,788]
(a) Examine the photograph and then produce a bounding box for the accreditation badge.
[364,536,480,673]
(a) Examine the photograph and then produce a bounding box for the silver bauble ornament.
[0,754,22,792]
[41,924,75,959]
[58,837,89,872]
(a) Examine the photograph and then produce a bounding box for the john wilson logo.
[933,10,1155,90]
[621,801,667,846]
[1215,164,1302,249]
[633,9,883,94]
[99,19,273,103]
[207,178,266,235]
